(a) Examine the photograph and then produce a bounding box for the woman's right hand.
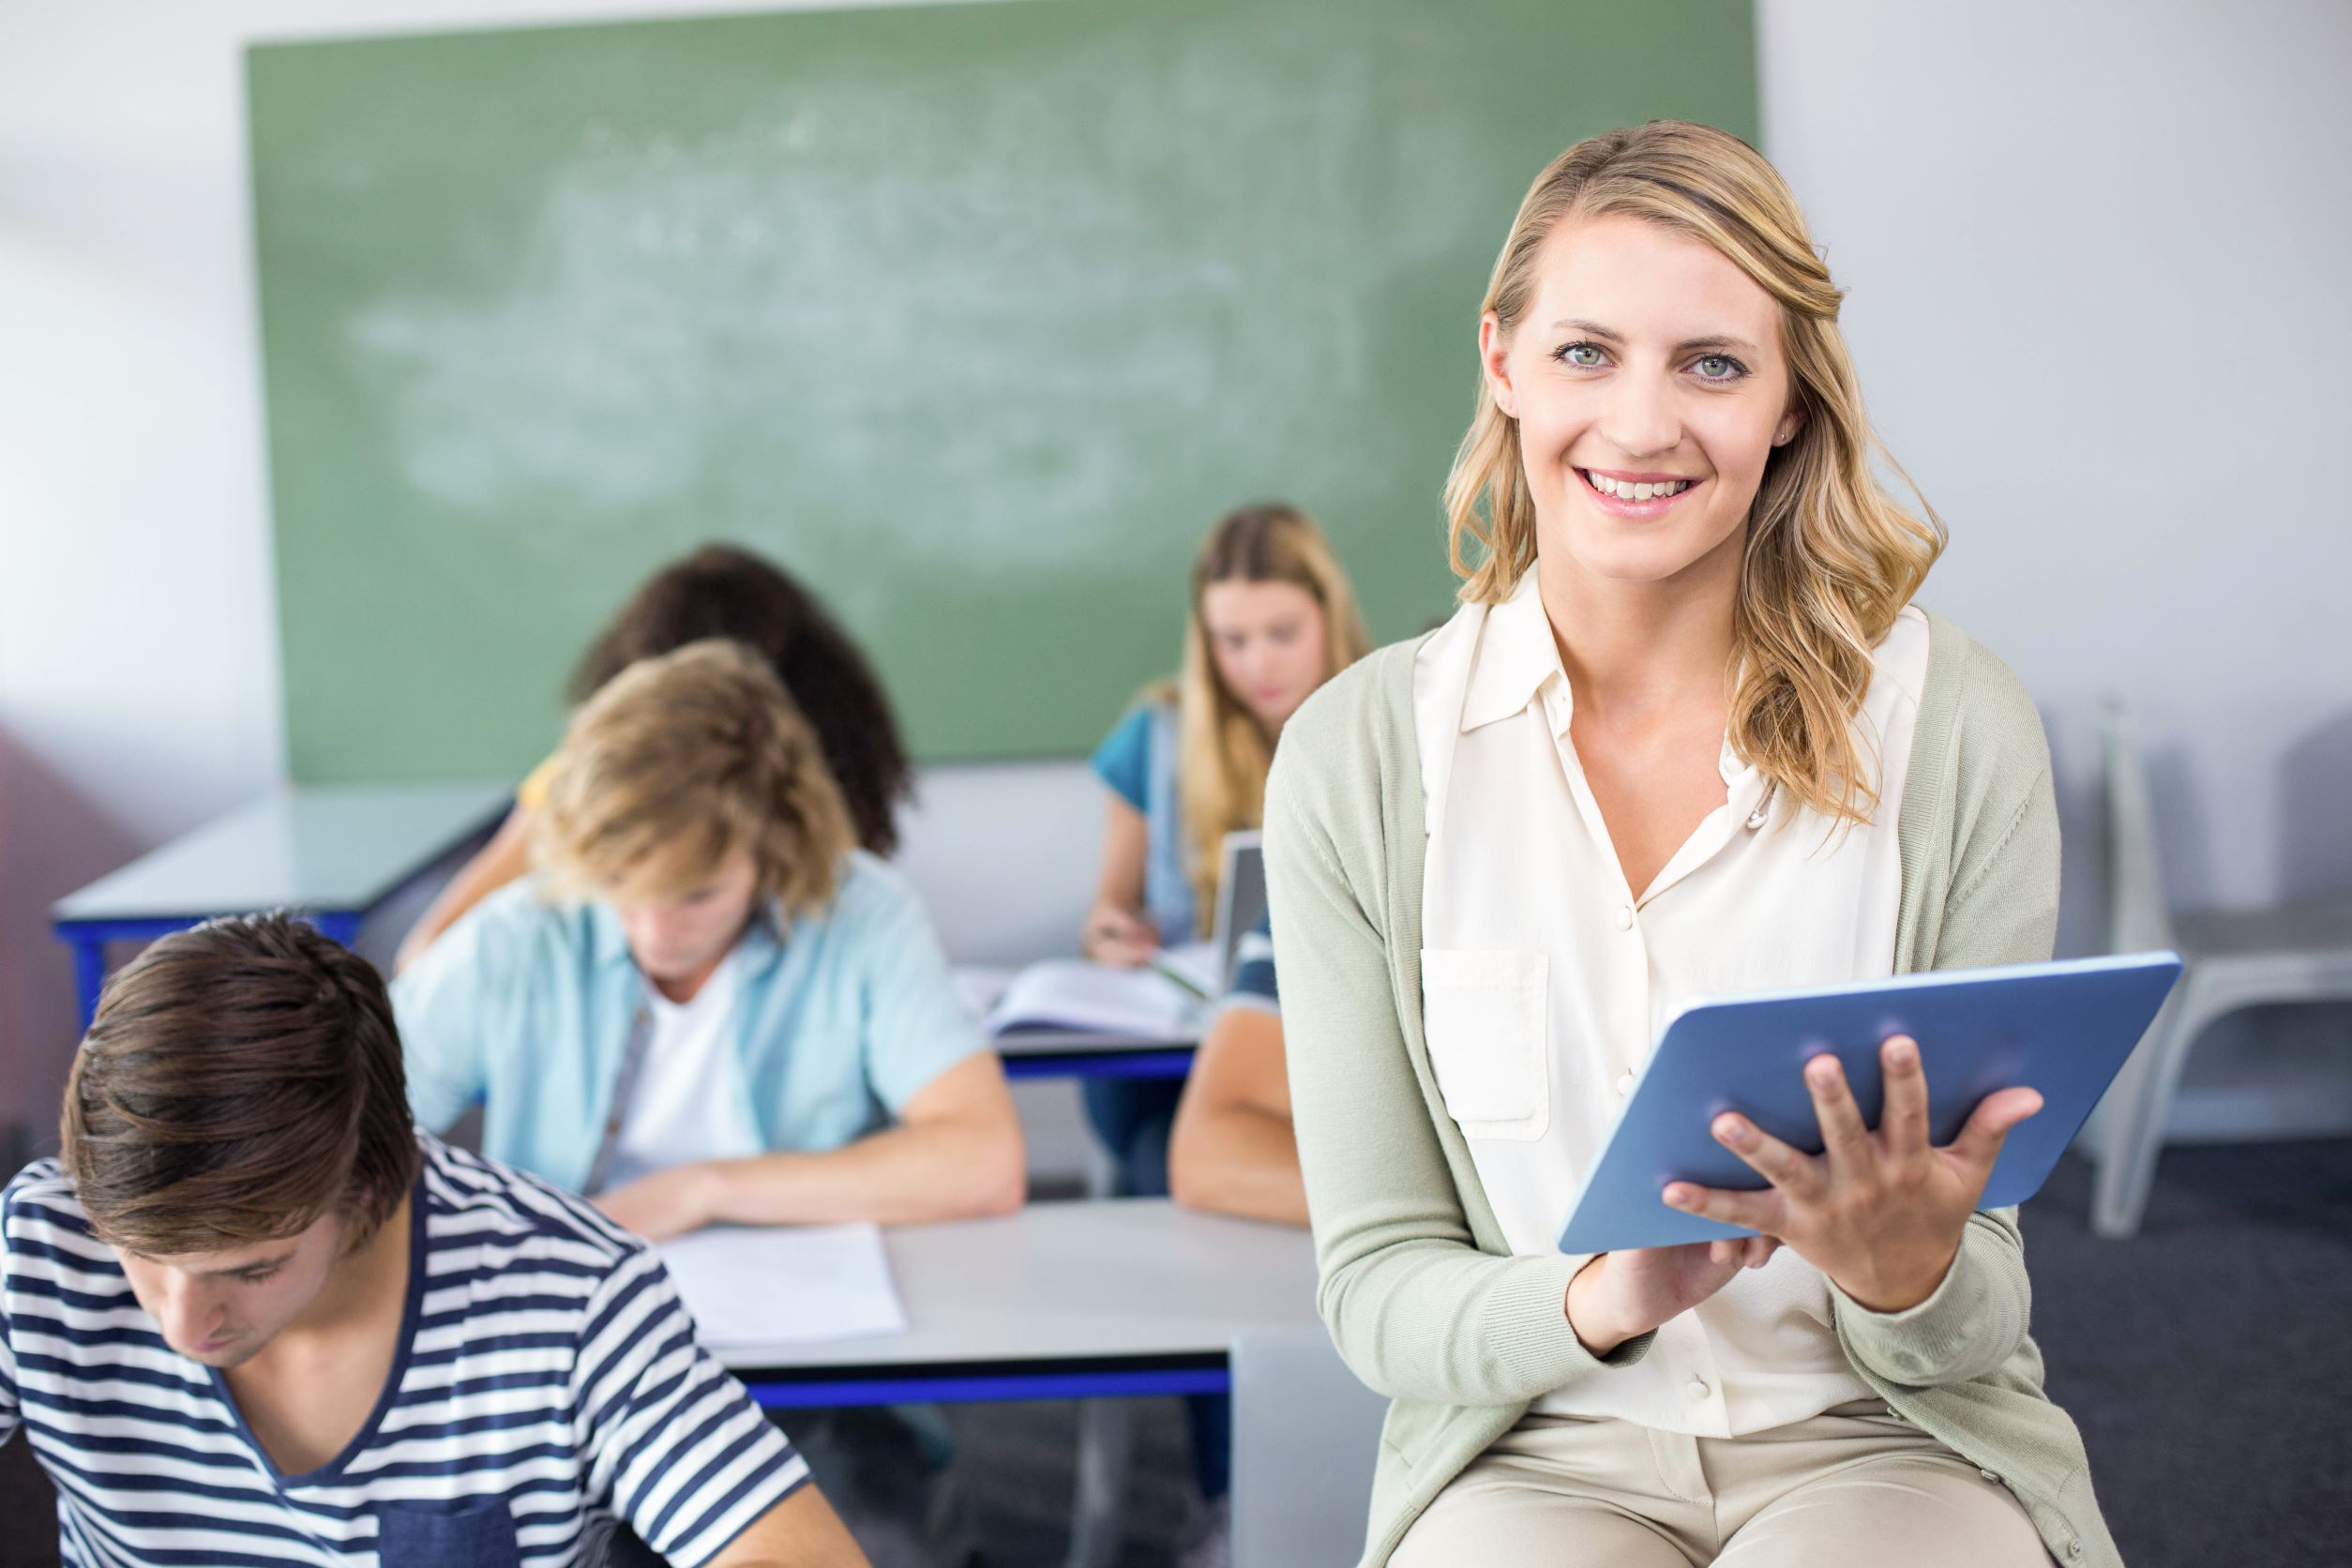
[1080,902,1160,967]
[1564,1234,1780,1357]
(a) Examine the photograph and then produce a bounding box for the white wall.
[3,1,2346,1152]
[1758,0,2352,1134]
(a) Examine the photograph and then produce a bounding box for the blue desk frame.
[741,1352,1228,1410]
[1001,1047,1196,1082]
[56,910,365,1032]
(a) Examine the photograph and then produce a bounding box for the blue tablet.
[1555,953,2182,1256]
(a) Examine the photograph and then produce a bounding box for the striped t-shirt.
[0,1134,807,1566]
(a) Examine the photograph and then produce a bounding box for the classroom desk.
[724,1199,1318,1568]
[720,1198,1316,1406]
[993,1027,1199,1082]
[51,779,512,1027]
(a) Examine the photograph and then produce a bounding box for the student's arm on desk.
[1168,1006,1308,1227]
[394,804,535,974]
[598,1053,1027,1239]
[707,1486,871,1568]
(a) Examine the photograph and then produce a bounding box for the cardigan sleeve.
[1264,663,1652,1408]
[1834,631,2058,1387]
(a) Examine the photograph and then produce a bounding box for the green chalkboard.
[251,0,1756,777]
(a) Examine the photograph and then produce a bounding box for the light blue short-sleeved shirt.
[1091,699,1199,942]
[392,852,986,1196]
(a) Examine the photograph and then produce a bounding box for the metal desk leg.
[1065,1398,1135,1568]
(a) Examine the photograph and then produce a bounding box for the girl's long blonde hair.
[1168,503,1369,929]
[1444,120,1944,825]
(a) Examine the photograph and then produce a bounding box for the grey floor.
[4,1141,2348,1566]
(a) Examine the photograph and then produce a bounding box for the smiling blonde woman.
[1264,121,2113,1567]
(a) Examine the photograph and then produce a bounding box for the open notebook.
[958,832,1265,1038]
[977,942,1218,1037]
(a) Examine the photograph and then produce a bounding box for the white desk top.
[53,780,513,923]
[716,1198,1319,1372]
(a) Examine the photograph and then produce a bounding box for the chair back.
[2102,700,2178,954]
[1229,1324,1387,1566]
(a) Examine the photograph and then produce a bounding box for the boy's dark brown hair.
[567,543,913,858]
[60,912,420,1256]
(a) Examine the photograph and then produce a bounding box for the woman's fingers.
[1710,1235,1780,1270]
[1877,1036,1932,1154]
[1711,1113,1822,1198]
[1664,1181,1783,1234]
[1802,1053,1873,1163]
[1947,1084,2044,1177]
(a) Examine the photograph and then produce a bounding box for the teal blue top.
[391,852,985,1195]
[1091,699,1199,942]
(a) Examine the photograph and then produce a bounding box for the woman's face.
[1200,580,1330,734]
[1482,211,1802,591]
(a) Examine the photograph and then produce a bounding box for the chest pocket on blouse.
[375,1497,521,1568]
[1419,949,1550,1140]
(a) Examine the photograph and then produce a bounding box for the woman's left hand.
[1660,1036,2043,1313]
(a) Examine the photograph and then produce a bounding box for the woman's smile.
[1577,465,1706,519]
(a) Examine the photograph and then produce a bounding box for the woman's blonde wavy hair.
[1444,120,1944,825]
[533,639,857,917]
[1166,503,1370,929]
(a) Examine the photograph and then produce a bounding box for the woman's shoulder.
[1908,608,2052,809]
[1282,635,1427,760]
[1917,611,2044,745]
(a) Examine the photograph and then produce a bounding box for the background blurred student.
[396,542,913,972]
[392,639,1015,1567]
[1168,915,1305,1228]
[5,912,867,1568]
[392,640,1022,1238]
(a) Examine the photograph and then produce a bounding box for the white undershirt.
[1414,572,1931,1437]
[603,948,765,1190]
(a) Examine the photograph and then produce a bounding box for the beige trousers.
[1391,1400,2051,1567]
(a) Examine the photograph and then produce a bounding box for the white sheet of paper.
[657,1222,909,1348]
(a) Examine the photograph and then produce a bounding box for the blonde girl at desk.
[1265,121,2115,1567]
[1079,502,1370,1194]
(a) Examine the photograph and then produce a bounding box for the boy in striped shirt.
[0,912,867,1567]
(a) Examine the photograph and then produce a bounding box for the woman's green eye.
[1560,342,1605,368]
[1696,354,1741,380]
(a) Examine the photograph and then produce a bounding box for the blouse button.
[1616,1071,1635,1096]
[1615,905,1634,931]
[1686,1379,1710,1400]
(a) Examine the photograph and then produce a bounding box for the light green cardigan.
[1262,611,2117,1568]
